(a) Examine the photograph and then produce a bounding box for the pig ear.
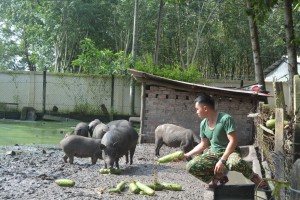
[113,142,118,147]
[100,144,106,150]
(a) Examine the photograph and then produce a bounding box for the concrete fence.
[0,71,280,119]
[0,71,141,117]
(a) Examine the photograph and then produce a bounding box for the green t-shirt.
[200,112,236,153]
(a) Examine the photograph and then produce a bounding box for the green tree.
[72,38,133,75]
[0,0,297,82]
[0,0,46,71]
[283,0,298,114]
[246,0,266,90]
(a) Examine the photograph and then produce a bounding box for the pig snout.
[103,154,115,168]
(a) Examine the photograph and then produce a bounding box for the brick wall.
[142,86,255,146]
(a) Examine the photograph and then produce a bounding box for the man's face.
[195,102,207,119]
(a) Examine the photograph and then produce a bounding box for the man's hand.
[214,160,226,175]
[173,154,188,162]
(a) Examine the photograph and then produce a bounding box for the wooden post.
[293,75,300,162]
[273,82,285,108]
[273,82,286,118]
[257,102,265,160]
[289,159,300,199]
[275,108,284,153]
[274,108,285,199]
[139,82,146,144]
[294,124,300,162]
[130,77,136,116]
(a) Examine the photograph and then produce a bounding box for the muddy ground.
[0,143,212,200]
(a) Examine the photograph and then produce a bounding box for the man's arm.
[220,131,238,161]
[214,131,238,175]
[184,138,209,158]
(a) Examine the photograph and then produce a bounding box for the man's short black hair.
[194,94,215,109]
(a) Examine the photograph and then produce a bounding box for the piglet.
[73,122,89,137]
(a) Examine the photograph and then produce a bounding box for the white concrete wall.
[0,72,141,115]
[0,71,285,115]
[265,82,289,110]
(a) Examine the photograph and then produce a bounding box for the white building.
[264,56,300,82]
[264,56,300,110]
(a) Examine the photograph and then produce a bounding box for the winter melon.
[266,119,288,128]
[157,151,184,163]
[55,179,75,187]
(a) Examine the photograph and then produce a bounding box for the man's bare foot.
[205,176,229,190]
[250,173,268,189]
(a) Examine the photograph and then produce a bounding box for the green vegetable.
[135,181,155,196]
[116,181,126,191]
[266,119,288,128]
[160,182,182,191]
[146,183,164,191]
[108,188,121,193]
[157,151,184,163]
[266,119,275,128]
[139,191,148,195]
[129,182,140,194]
[99,168,121,175]
[54,179,75,187]
[99,168,110,174]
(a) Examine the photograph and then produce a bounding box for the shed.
[129,69,270,146]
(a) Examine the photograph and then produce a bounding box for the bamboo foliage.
[0,0,298,78]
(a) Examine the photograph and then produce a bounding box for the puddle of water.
[0,119,78,145]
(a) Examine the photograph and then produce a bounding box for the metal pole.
[43,70,46,114]
[110,74,114,121]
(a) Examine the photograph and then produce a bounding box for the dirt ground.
[0,143,212,200]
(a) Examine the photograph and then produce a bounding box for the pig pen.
[0,143,214,200]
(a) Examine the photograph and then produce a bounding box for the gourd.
[129,182,140,194]
[135,181,155,196]
[99,168,121,175]
[157,151,184,163]
[55,179,75,187]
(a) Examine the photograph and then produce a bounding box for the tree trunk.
[130,0,139,116]
[54,40,62,72]
[175,4,185,68]
[124,29,130,56]
[23,31,35,71]
[283,0,297,115]
[246,0,266,91]
[190,2,218,66]
[154,0,164,66]
[131,0,138,60]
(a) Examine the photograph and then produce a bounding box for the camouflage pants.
[186,151,254,183]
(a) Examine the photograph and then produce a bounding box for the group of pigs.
[60,119,139,169]
[60,120,201,169]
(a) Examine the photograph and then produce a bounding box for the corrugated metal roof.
[129,69,271,98]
